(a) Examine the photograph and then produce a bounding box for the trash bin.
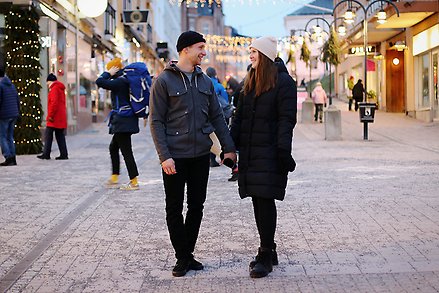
[359,102,376,123]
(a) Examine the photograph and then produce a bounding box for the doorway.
[386,50,405,112]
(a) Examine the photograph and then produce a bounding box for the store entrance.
[386,50,405,112]
[433,51,438,121]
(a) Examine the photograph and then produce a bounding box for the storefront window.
[419,53,430,108]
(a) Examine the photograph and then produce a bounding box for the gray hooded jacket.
[149,62,235,163]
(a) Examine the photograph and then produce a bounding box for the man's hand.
[161,158,177,175]
[108,66,120,77]
[48,117,54,122]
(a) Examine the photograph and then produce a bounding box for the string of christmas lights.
[5,5,43,154]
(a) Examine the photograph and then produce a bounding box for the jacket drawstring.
[179,72,188,91]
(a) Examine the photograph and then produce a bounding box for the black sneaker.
[172,259,189,277]
[55,156,69,160]
[188,258,203,271]
[37,155,50,160]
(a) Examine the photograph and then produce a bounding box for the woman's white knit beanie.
[250,36,277,62]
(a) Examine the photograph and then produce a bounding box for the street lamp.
[305,17,331,101]
[333,0,400,139]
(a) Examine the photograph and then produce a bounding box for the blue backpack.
[122,62,152,118]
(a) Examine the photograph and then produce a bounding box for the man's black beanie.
[176,31,206,52]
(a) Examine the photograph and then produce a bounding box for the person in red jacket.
[37,73,68,160]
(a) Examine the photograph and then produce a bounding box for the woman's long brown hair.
[244,52,278,97]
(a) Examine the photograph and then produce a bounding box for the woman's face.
[249,48,259,69]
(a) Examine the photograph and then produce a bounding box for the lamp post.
[333,0,400,139]
[305,17,331,103]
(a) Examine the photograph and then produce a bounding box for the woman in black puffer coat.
[230,37,297,278]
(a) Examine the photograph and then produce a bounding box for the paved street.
[1,99,439,292]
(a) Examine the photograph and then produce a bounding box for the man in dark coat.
[352,79,364,111]
[149,31,236,277]
[96,58,140,190]
[0,67,20,166]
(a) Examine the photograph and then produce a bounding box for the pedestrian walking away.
[0,67,20,166]
[149,30,237,277]
[96,58,140,191]
[352,79,365,112]
[230,36,297,278]
[347,75,355,111]
[311,81,327,123]
[37,73,69,161]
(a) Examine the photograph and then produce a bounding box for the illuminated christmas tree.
[4,5,43,154]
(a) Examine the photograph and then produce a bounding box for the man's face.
[184,42,207,66]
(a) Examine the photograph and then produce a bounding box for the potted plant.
[367,90,379,109]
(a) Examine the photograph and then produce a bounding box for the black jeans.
[109,133,138,179]
[354,98,362,111]
[348,98,353,111]
[42,127,68,158]
[162,154,210,260]
[252,197,277,249]
[314,104,324,122]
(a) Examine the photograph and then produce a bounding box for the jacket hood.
[0,76,13,86]
[165,61,204,76]
[274,57,289,74]
[50,80,66,91]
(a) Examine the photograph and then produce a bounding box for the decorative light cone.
[313,24,322,36]
[344,9,355,24]
[337,24,346,36]
[77,0,107,18]
[377,9,387,24]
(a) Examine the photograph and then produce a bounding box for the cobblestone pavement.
[1,99,439,292]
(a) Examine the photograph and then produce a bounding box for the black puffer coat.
[230,61,297,200]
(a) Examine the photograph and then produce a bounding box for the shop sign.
[40,36,52,48]
[123,10,149,24]
[348,45,376,56]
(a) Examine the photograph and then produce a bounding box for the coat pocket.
[166,112,189,135]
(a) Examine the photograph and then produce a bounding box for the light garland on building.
[205,34,253,63]
[169,0,221,7]
[169,0,312,7]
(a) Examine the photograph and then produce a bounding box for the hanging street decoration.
[205,34,253,64]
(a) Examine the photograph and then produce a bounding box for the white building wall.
[152,1,181,61]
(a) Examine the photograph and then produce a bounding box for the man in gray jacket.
[150,31,236,277]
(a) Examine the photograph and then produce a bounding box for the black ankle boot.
[0,157,16,166]
[249,247,273,278]
[249,243,278,270]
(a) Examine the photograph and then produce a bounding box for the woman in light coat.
[311,81,327,123]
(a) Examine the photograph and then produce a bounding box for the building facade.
[284,0,334,84]
[333,0,438,122]
[181,1,228,80]
[0,0,172,134]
